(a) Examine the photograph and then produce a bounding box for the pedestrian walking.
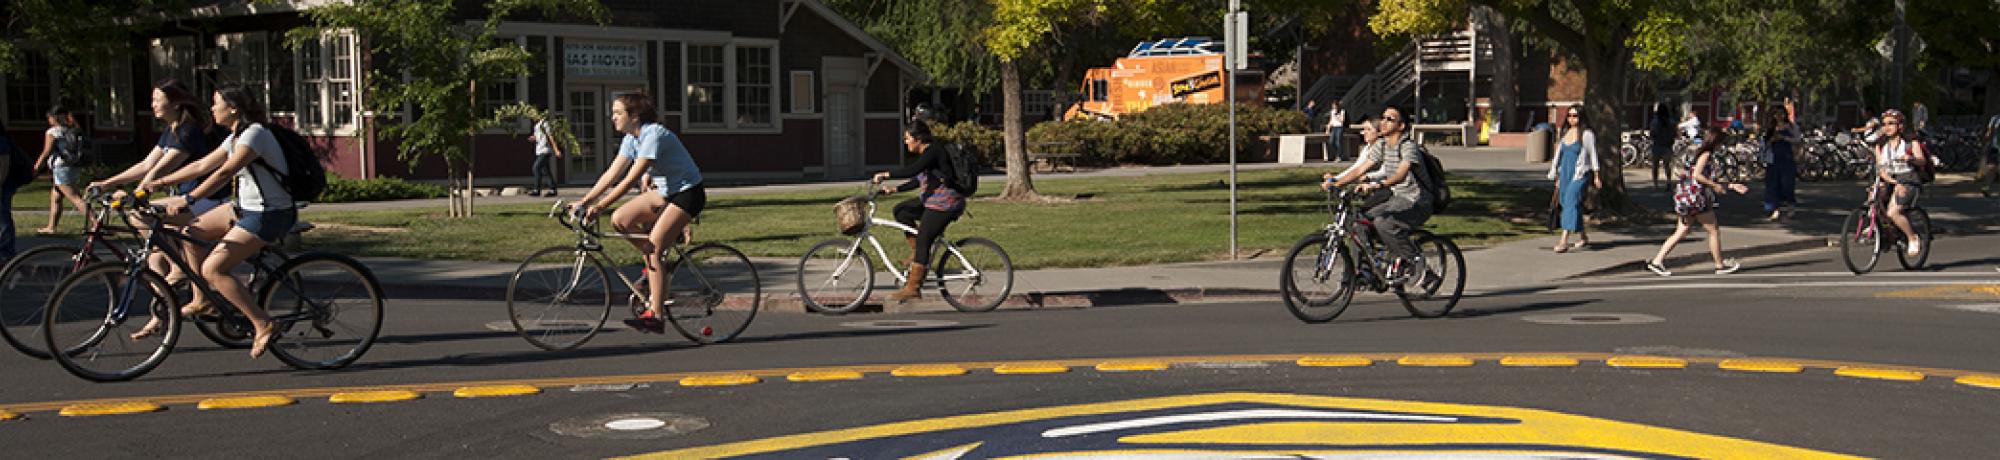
[32,106,90,235]
[1762,113,1802,221]
[1325,102,1347,161]
[1650,102,1677,188]
[1,119,27,262]
[530,113,564,197]
[1645,128,1750,276]
[1977,114,1998,198]
[1547,106,1601,252]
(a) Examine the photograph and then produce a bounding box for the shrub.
[1028,103,1306,166]
[320,173,447,203]
[930,121,1004,164]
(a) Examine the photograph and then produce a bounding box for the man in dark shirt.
[0,119,23,261]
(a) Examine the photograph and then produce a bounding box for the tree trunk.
[1482,7,1520,131]
[447,163,464,218]
[1580,45,1647,220]
[465,79,479,217]
[998,60,1039,200]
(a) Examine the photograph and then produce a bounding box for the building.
[0,0,928,184]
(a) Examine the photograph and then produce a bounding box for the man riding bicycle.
[1322,106,1432,281]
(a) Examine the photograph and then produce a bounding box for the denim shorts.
[235,208,298,244]
[50,165,79,186]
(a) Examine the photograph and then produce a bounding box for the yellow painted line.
[328,390,422,404]
[0,409,20,421]
[1296,356,1374,367]
[1876,284,2000,300]
[786,370,865,382]
[1956,375,2000,390]
[993,363,1070,375]
[1833,367,1925,382]
[1500,356,1581,367]
[891,364,969,377]
[1396,355,1476,367]
[59,401,164,417]
[453,385,542,398]
[1094,361,1169,372]
[1604,356,1688,369]
[1717,359,1806,373]
[196,396,296,410]
[679,374,760,387]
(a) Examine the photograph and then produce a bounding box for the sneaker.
[1767,210,1783,222]
[1644,260,1672,277]
[622,317,665,334]
[1906,240,1922,256]
[1715,259,1742,275]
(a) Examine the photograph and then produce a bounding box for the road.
[2,236,1998,458]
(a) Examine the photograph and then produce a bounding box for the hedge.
[928,103,1307,167]
[320,173,448,203]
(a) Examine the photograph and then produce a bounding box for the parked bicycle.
[1840,174,1932,274]
[505,201,760,351]
[1280,188,1466,323]
[40,190,382,381]
[796,186,1013,314]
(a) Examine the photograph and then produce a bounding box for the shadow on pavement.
[1335,299,1598,324]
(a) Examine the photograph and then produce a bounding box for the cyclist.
[1324,114,1384,189]
[1324,106,1430,281]
[570,91,705,334]
[871,122,967,303]
[90,79,228,324]
[1873,109,1929,257]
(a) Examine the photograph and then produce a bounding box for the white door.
[564,87,603,184]
[825,88,861,178]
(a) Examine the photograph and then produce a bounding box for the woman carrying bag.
[1546,107,1600,252]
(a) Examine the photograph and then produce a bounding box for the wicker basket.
[834,196,867,235]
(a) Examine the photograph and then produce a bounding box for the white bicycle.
[795,187,1013,314]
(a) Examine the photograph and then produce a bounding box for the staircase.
[1303,29,1494,127]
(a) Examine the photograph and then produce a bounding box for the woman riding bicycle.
[92,79,231,336]
[569,91,705,334]
[871,122,967,303]
[1873,109,1929,257]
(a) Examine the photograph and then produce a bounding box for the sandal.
[249,320,278,359]
[1569,240,1589,251]
[129,317,166,341]
[179,300,217,318]
[34,228,56,235]
[1553,243,1570,254]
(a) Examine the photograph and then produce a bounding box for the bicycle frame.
[547,202,720,313]
[106,198,292,326]
[841,190,982,286]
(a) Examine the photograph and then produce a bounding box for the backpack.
[942,143,982,196]
[49,129,82,164]
[250,123,328,206]
[1411,144,1452,214]
[2,136,32,190]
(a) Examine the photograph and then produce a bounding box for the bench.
[1411,123,1475,147]
[1029,141,1082,173]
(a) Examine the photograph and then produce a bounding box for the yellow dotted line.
[787,370,865,382]
[59,402,164,417]
[1718,359,1806,373]
[198,396,296,410]
[453,385,541,398]
[0,409,19,421]
[680,374,760,387]
[329,390,423,404]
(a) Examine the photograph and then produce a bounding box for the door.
[564,87,603,184]
[824,87,861,178]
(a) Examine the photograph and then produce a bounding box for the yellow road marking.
[1296,356,1374,367]
[993,363,1070,375]
[1396,355,1475,367]
[1717,359,1806,373]
[891,364,969,377]
[1605,356,1688,369]
[787,370,866,382]
[1,409,21,421]
[59,401,164,417]
[1956,375,2000,390]
[196,396,296,410]
[1833,367,1925,382]
[1876,284,2000,300]
[329,390,422,404]
[453,385,542,398]
[1500,356,1581,367]
[679,374,760,387]
[1094,361,1170,372]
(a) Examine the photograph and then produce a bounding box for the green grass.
[251,167,1549,270]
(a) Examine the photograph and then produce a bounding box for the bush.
[320,173,447,203]
[1028,103,1306,166]
[930,121,1004,165]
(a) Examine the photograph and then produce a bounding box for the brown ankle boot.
[902,235,918,266]
[888,263,926,302]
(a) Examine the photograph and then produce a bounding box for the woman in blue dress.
[1546,107,1601,252]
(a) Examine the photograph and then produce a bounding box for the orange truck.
[1065,37,1263,120]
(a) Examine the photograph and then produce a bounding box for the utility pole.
[1225,0,1244,259]
[1890,0,1909,109]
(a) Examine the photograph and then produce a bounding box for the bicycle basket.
[834,196,867,235]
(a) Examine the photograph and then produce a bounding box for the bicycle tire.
[1839,207,1881,275]
[1,245,98,359]
[936,237,1013,313]
[796,238,875,314]
[44,262,180,382]
[1398,231,1467,318]
[262,253,385,370]
[664,243,760,344]
[1280,233,1356,323]
[1897,208,1932,270]
[507,246,613,351]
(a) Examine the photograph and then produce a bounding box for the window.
[219,33,275,110]
[685,44,726,127]
[789,71,814,114]
[296,31,361,133]
[734,46,773,127]
[92,58,135,131]
[5,52,53,123]
[480,38,525,119]
[1091,79,1109,102]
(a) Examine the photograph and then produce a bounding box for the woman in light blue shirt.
[571,91,705,334]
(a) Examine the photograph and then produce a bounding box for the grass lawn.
[11,167,1552,269]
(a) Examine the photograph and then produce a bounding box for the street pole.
[1891,0,1908,110]
[1226,0,1241,259]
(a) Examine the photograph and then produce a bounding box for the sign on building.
[565,43,645,80]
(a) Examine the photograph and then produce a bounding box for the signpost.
[1225,2,1246,259]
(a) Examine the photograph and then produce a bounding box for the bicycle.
[505,201,760,351]
[1840,175,1931,274]
[40,190,382,381]
[795,185,1013,314]
[1280,188,1466,323]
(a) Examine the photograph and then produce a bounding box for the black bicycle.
[1280,188,1466,323]
[41,191,383,381]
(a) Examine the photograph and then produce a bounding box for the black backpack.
[1411,144,1452,214]
[942,143,982,196]
[250,124,328,206]
[2,135,32,190]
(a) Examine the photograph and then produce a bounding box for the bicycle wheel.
[44,263,179,382]
[1280,234,1356,323]
[935,237,1013,313]
[1897,208,1932,270]
[664,243,760,344]
[507,247,613,351]
[1398,231,1467,318]
[1,245,98,359]
[796,238,875,314]
[1839,207,1881,275]
[261,253,385,370]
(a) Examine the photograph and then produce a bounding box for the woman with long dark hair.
[1646,128,1751,276]
[1546,106,1600,252]
[32,106,89,234]
[92,79,226,333]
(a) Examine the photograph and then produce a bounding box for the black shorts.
[661,185,706,218]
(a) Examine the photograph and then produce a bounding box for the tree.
[289,0,606,217]
[1,1,195,120]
